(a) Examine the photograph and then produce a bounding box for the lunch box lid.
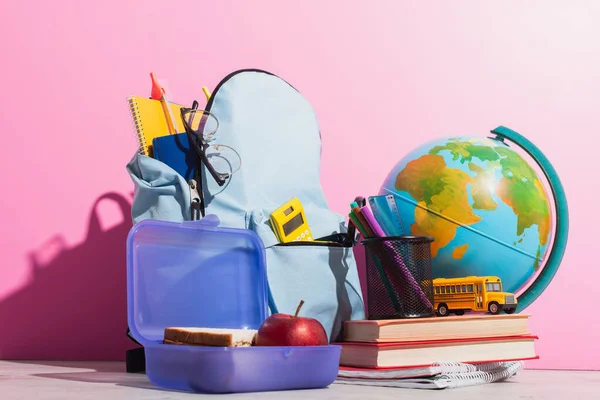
[126,215,268,345]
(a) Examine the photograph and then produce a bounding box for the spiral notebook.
[127,96,188,157]
[335,361,525,390]
[338,361,480,380]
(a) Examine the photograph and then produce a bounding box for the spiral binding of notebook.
[429,361,478,375]
[126,95,188,157]
[338,361,477,380]
[127,97,147,155]
[436,361,524,389]
[335,361,525,390]
[470,361,520,372]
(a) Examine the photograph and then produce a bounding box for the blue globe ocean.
[380,136,553,294]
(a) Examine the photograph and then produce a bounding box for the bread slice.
[163,327,257,347]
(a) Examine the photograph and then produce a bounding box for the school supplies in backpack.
[127,96,188,157]
[126,69,366,369]
[269,197,314,243]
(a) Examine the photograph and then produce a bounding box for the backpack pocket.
[245,207,365,342]
[126,153,192,224]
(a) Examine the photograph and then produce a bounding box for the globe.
[379,126,569,311]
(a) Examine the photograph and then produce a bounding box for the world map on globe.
[380,136,553,294]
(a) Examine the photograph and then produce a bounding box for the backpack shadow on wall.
[0,192,134,361]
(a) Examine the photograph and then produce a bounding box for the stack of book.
[334,313,537,389]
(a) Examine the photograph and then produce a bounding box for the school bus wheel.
[437,303,449,316]
[488,301,500,314]
[504,307,516,314]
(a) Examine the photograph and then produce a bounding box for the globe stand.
[489,126,569,311]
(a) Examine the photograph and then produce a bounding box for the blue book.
[152,133,199,181]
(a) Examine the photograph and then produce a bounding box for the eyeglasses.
[180,102,241,187]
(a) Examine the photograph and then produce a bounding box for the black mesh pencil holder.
[362,236,435,319]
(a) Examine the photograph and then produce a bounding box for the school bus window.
[441,286,446,294]
[435,286,440,294]
[467,284,473,292]
[486,283,501,292]
[462,285,466,292]
[451,286,456,293]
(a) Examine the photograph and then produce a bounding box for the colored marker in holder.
[349,197,434,316]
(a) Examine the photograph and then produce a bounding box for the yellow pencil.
[202,86,211,101]
[150,72,178,135]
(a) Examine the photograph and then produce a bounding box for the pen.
[349,211,368,238]
[202,87,211,101]
[351,202,374,237]
[360,204,386,237]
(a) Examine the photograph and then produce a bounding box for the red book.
[334,335,538,369]
[343,314,531,343]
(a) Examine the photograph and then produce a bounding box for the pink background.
[0,1,596,369]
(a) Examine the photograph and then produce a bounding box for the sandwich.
[163,327,257,347]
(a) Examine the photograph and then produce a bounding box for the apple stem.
[294,300,305,318]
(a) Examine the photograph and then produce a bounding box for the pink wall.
[0,1,596,369]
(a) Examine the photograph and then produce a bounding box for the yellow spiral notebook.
[127,96,188,157]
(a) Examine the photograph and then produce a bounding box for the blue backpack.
[126,69,365,364]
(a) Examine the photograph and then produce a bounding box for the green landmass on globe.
[388,137,551,284]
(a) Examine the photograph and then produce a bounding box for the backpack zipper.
[275,233,352,248]
[188,178,202,220]
[203,68,322,143]
[204,69,287,111]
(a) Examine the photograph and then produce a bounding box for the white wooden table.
[1,361,598,399]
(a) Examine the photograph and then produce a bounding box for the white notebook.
[338,361,478,379]
[335,361,524,390]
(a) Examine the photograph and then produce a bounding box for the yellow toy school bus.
[433,276,517,316]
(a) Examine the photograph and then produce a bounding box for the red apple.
[255,300,329,346]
